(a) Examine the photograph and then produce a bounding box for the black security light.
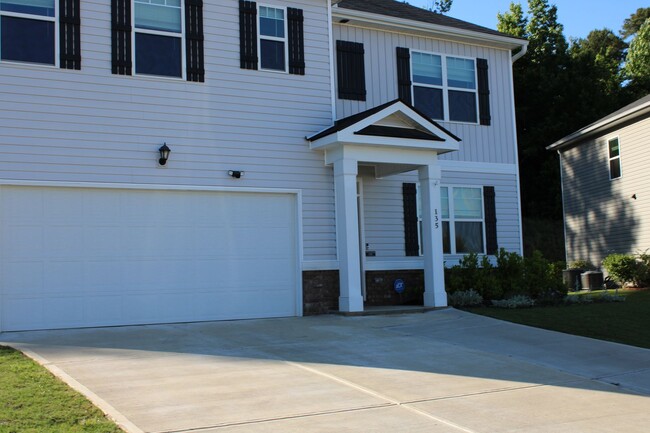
[158,143,171,166]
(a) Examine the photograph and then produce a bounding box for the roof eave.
[547,102,650,151]
[332,6,528,51]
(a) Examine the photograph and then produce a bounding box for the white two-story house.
[0,0,527,331]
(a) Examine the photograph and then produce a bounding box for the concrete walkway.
[2,308,650,433]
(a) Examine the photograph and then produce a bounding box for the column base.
[338,295,364,312]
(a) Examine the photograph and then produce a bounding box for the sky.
[406,1,647,40]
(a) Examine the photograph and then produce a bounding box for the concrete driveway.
[2,308,650,433]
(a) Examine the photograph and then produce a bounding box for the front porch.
[307,99,461,313]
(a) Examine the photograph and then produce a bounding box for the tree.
[624,19,650,95]
[497,3,528,39]
[621,7,650,39]
[426,0,452,14]
[569,29,627,95]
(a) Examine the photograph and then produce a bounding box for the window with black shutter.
[60,0,81,70]
[477,58,491,126]
[483,186,498,254]
[396,47,412,104]
[239,1,304,75]
[336,40,366,101]
[403,183,420,257]
[185,0,204,82]
[111,0,132,75]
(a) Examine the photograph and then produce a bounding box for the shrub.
[447,289,483,307]
[445,249,566,302]
[563,295,593,305]
[568,259,595,270]
[602,253,644,286]
[491,295,535,309]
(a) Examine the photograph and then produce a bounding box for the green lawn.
[465,289,650,349]
[0,345,122,433]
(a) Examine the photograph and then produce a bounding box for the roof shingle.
[336,0,524,40]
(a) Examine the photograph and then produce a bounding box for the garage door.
[0,186,299,331]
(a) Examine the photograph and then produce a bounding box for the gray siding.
[333,23,518,164]
[0,0,336,262]
[361,167,522,265]
[561,114,650,265]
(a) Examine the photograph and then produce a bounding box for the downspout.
[509,41,527,254]
[557,149,569,264]
[511,44,528,63]
[328,0,337,121]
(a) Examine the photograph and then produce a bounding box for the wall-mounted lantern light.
[158,143,171,166]
[228,170,244,179]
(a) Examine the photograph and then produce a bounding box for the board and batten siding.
[561,115,650,265]
[0,0,337,262]
[361,167,522,266]
[333,23,518,165]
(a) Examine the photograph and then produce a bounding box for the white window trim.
[0,1,59,68]
[441,185,486,255]
[607,136,622,181]
[410,49,479,125]
[257,3,289,73]
[131,0,186,80]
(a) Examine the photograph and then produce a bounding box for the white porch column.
[333,158,364,312]
[418,164,447,307]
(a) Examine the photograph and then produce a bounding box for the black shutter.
[185,0,204,82]
[111,0,132,75]
[239,0,258,70]
[59,0,81,70]
[287,7,305,75]
[336,41,366,101]
[396,47,412,104]
[483,186,498,254]
[477,58,491,126]
[403,183,420,257]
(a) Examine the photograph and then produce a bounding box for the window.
[441,186,485,254]
[608,137,621,180]
[0,0,56,65]
[133,0,183,78]
[411,51,478,123]
[407,183,493,257]
[258,5,286,72]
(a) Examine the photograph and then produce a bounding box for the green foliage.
[0,346,123,432]
[497,3,528,38]
[445,249,565,302]
[447,289,483,307]
[621,7,650,39]
[491,295,535,309]
[624,19,650,92]
[568,259,595,270]
[602,253,647,287]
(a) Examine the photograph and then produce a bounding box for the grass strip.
[0,345,122,433]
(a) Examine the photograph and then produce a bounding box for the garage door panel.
[1,186,299,331]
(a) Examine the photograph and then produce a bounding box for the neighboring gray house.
[0,0,527,331]
[548,94,650,266]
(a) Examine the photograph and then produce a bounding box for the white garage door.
[0,186,299,331]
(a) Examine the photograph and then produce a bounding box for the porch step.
[332,305,448,316]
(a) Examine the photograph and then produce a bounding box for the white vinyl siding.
[333,23,518,165]
[0,0,336,262]
[561,116,650,266]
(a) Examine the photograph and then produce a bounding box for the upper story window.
[0,0,56,65]
[608,137,622,180]
[258,5,287,72]
[441,186,485,254]
[133,0,183,78]
[239,1,304,75]
[412,51,478,124]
